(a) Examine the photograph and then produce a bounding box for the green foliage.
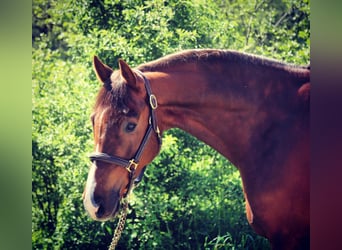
[32,0,309,249]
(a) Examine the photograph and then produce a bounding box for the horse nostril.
[95,204,105,218]
[91,192,102,208]
[92,195,107,219]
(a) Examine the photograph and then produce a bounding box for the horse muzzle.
[83,164,122,221]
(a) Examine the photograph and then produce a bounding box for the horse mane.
[94,49,309,111]
[138,49,309,74]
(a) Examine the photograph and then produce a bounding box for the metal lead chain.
[108,200,129,250]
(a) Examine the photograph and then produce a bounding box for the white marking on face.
[99,108,110,143]
[98,107,109,126]
[95,107,111,151]
[83,164,99,220]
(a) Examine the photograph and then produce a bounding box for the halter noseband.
[89,70,162,197]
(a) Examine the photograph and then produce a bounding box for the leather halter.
[89,70,162,197]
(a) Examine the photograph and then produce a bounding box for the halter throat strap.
[89,70,161,196]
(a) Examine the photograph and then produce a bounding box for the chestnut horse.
[83,49,310,249]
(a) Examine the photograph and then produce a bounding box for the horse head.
[83,56,161,221]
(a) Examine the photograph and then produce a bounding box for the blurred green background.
[31,0,310,249]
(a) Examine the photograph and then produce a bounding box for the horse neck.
[145,63,309,167]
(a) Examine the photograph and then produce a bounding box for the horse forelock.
[93,73,129,117]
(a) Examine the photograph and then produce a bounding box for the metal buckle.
[126,159,138,173]
[156,126,162,144]
[149,94,158,110]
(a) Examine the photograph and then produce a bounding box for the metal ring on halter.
[149,94,158,109]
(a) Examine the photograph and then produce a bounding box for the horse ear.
[118,59,140,91]
[93,56,113,89]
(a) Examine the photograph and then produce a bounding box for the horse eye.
[125,122,137,133]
